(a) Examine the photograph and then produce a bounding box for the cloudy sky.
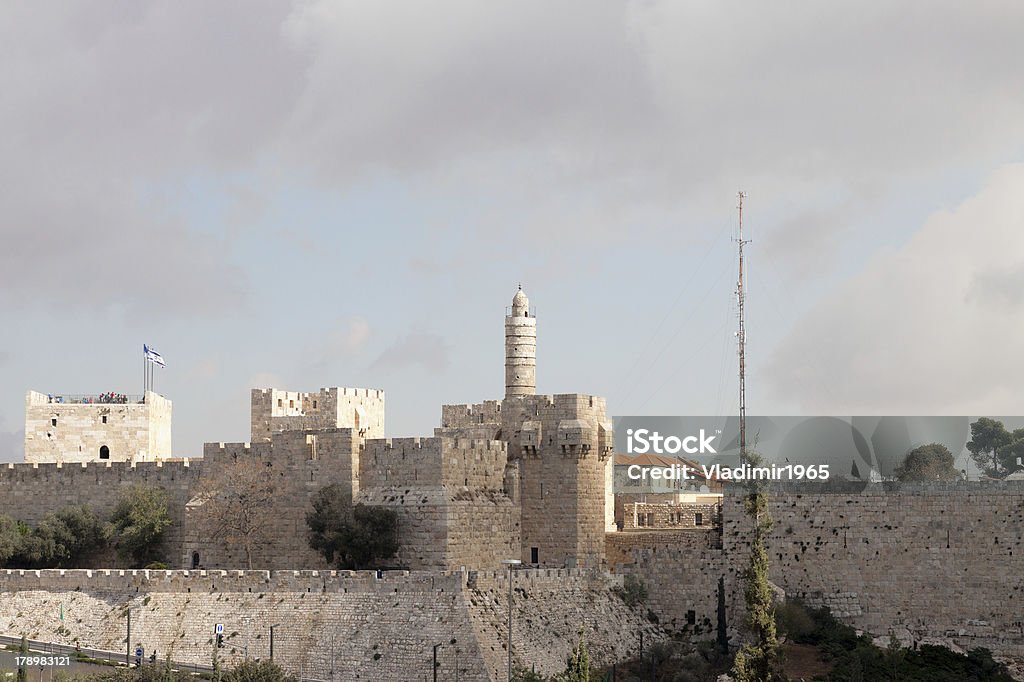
[2,1,1023,461]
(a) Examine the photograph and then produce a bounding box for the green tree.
[996,432,1024,475]
[967,418,1013,477]
[732,449,782,682]
[894,443,962,482]
[562,627,591,682]
[0,515,24,566]
[306,486,399,569]
[109,485,172,567]
[33,506,108,567]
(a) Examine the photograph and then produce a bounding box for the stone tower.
[24,390,172,463]
[505,286,537,398]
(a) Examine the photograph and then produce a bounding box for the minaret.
[505,285,536,398]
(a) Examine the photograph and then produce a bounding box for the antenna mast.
[735,191,750,458]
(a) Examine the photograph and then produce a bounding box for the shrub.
[613,574,648,608]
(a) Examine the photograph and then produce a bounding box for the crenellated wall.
[440,393,614,569]
[250,387,385,443]
[356,437,518,570]
[359,437,507,490]
[0,459,198,563]
[186,428,362,570]
[0,568,661,682]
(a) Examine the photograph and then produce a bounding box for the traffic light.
[216,634,224,648]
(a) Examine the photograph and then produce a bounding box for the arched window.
[191,552,200,569]
[99,445,110,460]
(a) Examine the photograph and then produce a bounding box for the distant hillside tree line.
[0,484,171,569]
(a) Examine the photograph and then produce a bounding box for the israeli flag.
[144,344,166,368]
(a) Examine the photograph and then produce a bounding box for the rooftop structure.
[24,390,172,464]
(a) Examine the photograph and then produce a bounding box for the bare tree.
[191,455,278,569]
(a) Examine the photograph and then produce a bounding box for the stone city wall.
[0,460,198,564]
[611,482,1024,656]
[725,482,1024,656]
[0,568,663,681]
[605,529,720,572]
[355,487,519,571]
[359,437,508,490]
[187,429,361,570]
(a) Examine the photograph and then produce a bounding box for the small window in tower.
[289,399,294,408]
[312,400,317,409]
[531,547,539,564]
[51,418,57,427]
[686,610,696,625]
[102,415,108,424]
[277,399,282,407]
[695,513,704,526]
[647,512,654,527]
[99,445,110,460]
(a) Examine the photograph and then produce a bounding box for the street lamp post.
[432,643,442,682]
[500,559,522,681]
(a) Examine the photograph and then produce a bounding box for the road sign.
[135,647,144,658]
[215,624,224,634]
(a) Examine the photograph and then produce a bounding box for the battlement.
[440,394,608,429]
[441,400,504,427]
[250,386,385,442]
[0,566,619,598]
[203,428,360,472]
[0,568,470,594]
[251,386,385,403]
[361,436,507,489]
[0,458,193,482]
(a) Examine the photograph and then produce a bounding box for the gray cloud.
[967,264,1024,308]
[273,2,1024,216]
[0,428,23,463]
[765,163,1024,414]
[372,333,450,373]
[0,1,303,317]
[4,1,1024,280]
